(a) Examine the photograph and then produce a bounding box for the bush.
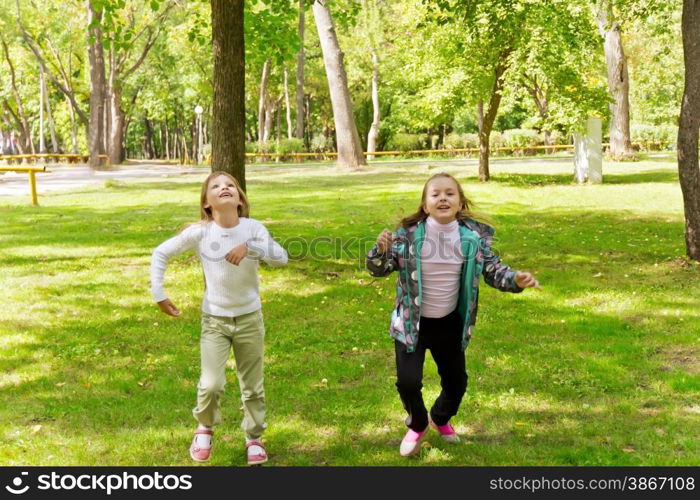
[277,138,305,156]
[489,131,503,150]
[310,135,333,153]
[444,133,479,150]
[386,133,427,152]
[631,123,677,150]
[502,129,542,148]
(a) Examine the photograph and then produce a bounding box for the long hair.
[399,172,478,228]
[199,171,250,221]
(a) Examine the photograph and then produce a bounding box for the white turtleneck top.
[420,216,463,318]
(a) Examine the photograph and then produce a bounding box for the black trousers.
[394,309,468,432]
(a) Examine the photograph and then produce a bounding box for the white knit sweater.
[150,218,287,316]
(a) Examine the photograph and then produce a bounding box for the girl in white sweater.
[151,171,287,465]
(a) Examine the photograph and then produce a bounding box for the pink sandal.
[246,440,268,465]
[190,428,213,462]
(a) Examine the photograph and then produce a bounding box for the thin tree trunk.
[523,74,552,152]
[284,68,293,139]
[366,52,380,161]
[1,36,35,153]
[39,63,46,153]
[296,0,306,140]
[164,121,170,160]
[312,0,366,169]
[87,1,106,168]
[144,118,154,159]
[258,58,271,145]
[476,51,511,182]
[67,97,78,153]
[678,0,700,261]
[597,1,633,158]
[211,0,246,189]
[107,50,125,165]
[44,72,58,153]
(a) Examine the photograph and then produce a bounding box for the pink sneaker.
[399,427,427,457]
[246,440,268,465]
[429,416,460,443]
[189,428,213,462]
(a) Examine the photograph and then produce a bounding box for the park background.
[1,0,699,466]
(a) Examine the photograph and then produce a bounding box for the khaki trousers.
[193,309,266,440]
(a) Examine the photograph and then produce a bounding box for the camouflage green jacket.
[366,218,523,353]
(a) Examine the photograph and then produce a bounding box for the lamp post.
[194,105,203,164]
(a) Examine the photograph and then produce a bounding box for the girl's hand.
[225,242,248,265]
[376,229,393,253]
[157,298,181,317]
[515,271,541,290]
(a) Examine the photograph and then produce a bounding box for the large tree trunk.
[312,0,366,169]
[678,0,700,261]
[87,1,106,168]
[258,58,271,144]
[476,51,510,182]
[295,0,306,140]
[596,1,633,158]
[107,50,125,165]
[211,0,246,190]
[366,52,380,161]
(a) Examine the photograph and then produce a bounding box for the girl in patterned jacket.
[151,171,287,465]
[366,172,540,457]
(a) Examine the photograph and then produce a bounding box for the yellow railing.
[0,153,109,165]
[243,141,672,162]
[0,165,50,205]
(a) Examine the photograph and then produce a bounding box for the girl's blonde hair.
[399,172,479,228]
[199,171,250,220]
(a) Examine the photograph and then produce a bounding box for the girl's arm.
[480,227,523,293]
[246,221,288,267]
[366,229,400,277]
[150,225,202,304]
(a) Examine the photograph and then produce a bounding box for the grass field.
[1,154,698,466]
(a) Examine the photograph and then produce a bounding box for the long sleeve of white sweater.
[150,218,287,316]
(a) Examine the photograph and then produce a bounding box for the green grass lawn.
[1,154,698,466]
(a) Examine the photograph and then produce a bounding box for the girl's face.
[423,177,462,224]
[204,174,242,215]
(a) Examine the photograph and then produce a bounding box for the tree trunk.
[211,0,246,189]
[87,1,106,168]
[476,51,510,182]
[366,52,380,161]
[597,1,633,158]
[258,58,271,144]
[312,0,366,169]
[67,97,78,153]
[44,73,59,153]
[164,121,170,160]
[523,74,552,152]
[295,0,306,140]
[1,36,35,153]
[107,52,125,165]
[678,0,700,261]
[39,63,46,153]
[144,118,154,159]
[284,68,293,139]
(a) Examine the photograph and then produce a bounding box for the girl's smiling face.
[204,174,242,214]
[423,176,462,224]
